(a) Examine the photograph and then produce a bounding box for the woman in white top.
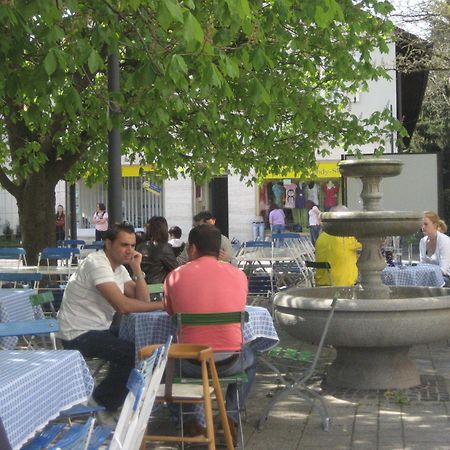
[306,200,321,246]
[419,210,450,286]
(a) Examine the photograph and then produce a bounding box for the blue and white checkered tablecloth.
[120,305,279,361]
[0,350,94,450]
[381,263,445,287]
[0,289,38,350]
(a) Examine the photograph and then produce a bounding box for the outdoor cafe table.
[381,263,445,287]
[0,350,94,450]
[0,289,38,350]
[119,305,279,361]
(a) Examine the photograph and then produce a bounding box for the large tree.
[0,0,401,261]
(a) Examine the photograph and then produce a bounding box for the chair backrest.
[40,247,80,260]
[29,291,55,306]
[110,336,171,450]
[60,239,86,248]
[244,240,272,248]
[0,319,59,349]
[304,260,332,286]
[175,311,249,350]
[0,247,27,266]
[0,319,59,337]
[0,272,42,283]
[148,283,163,294]
[0,272,43,289]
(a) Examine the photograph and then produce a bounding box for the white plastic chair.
[108,336,172,450]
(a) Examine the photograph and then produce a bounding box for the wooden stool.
[138,343,234,450]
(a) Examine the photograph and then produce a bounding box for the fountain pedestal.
[327,346,420,389]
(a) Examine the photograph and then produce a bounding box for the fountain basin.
[274,286,450,389]
[321,211,422,237]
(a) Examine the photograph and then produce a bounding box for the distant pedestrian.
[306,200,321,246]
[93,202,108,241]
[55,205,65,242]
[168,225,185,257]
[269,204,286,234]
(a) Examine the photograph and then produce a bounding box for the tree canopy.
[0,0,401,259]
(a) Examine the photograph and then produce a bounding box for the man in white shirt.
[57,222,163,416]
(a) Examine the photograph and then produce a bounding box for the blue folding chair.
[22,416,95,450]
[0,272,42,289]
[0,318,59,349]
[0,247,28,267]
[58,239,86,249]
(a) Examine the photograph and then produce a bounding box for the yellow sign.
[264,161,340,180]
[121,165,154,177]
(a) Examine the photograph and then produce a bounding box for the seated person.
[164,224,256,438]
[57,222,164,424]
[136,216,179,284]
[177,211,236,265]
[314,206,362,286]
[168,225,185,257]
[420,210,450,286]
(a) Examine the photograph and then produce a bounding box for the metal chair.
[304,260,333,287]
[148,282,164,300]
[108,337,171,450]
[174,311,250,449]
[0,318,59,350]
[0,247,28,268]
[21,416,95,450]
[0,272,42,289]
[256,296,338,432]
[58,239,86,249]
[29,291,57,317]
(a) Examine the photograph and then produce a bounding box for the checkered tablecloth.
[381,263,445,287]
[0,289,38,350]
[120,305,279,360]
[0,350,94,450]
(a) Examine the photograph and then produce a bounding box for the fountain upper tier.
[321,159,422,237]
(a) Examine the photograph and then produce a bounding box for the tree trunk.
[17,174,57,265]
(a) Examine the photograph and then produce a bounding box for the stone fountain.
[274,158,450,389]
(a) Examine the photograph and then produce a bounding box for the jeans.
[170,345,257,426]
[61,328,135,412]
[252,222,265,241]
[309,225,321,246]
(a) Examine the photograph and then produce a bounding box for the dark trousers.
[61,328,135,412]
[95,229,107,241]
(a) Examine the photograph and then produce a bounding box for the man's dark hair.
[193,210,214,224]
[146,216,169,243]
[168,225,182,239]
[188,224,221,257]
[104,221,135,242]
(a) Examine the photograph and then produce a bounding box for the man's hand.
[128,250,143,275]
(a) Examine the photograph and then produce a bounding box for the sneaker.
[97,409,117,428]
[88,398,117,428]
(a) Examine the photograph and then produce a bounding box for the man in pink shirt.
[164,224,256,438]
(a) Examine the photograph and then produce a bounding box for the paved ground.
[145,322,450,450]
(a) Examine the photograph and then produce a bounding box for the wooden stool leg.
[202,360,216,450]
[209,357,235,450]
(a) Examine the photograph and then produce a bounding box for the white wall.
[228,174,257,243]
[163,177,193,242]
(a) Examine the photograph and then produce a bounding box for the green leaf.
[43,50,57,76]
[164,0,184,23]
[183,12,204,49]
[88,49,103,74]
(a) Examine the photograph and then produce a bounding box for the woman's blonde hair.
[424,211,448,233]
